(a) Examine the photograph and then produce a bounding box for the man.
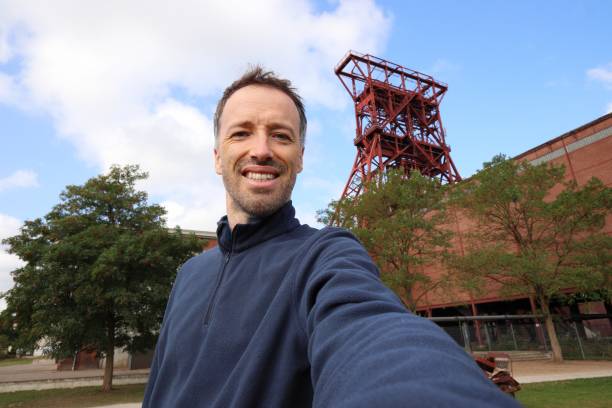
[143,67,519,407]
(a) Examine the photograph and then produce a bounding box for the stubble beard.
[222,159,296,219]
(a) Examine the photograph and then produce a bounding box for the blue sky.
[1,0,611,301]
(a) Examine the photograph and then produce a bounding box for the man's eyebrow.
[266,122,296,134]
[226,120,254,130]
[226,121,296,135]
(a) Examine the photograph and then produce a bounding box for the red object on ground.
[334,51,461,201]
[475,353,521,396]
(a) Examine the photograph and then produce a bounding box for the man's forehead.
[220,85,300,126]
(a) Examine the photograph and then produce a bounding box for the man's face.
[215,85,304,221]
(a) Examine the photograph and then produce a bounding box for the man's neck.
[229,214,261,231]
[226,196,262,231]
[227,210,248,232]
[225,196,291,231]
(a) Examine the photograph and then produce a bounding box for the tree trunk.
[102,319,115,391]
[398,294,415,312]
[102,344,114,391]
[540,298,564,362]
[403,284,417,313]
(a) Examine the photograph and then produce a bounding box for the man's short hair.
[214,66,307,147]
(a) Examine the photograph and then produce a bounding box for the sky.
[1,0,611,306]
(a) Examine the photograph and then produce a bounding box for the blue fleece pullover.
[143,202,519,407]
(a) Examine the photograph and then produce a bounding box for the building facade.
[418,112,612,318]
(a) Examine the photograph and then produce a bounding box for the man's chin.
[224,176,296,220]
[252,196,287,213]
[247,185,278,195]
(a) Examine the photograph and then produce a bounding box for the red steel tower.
[335,51,461,200]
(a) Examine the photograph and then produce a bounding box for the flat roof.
[168,228,216,239]
[514,112,612,161]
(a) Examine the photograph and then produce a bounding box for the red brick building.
[415,112,612,325]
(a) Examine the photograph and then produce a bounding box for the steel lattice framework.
[335,51,461,201]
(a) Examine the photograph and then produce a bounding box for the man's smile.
[244,172,277,180]
[240,164,282,186]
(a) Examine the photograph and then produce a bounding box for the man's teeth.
[245,172,276,180]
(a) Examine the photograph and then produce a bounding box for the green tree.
[451,155,612,362]
[319,170,453,312]
[0,303,25,358]
[2,165,201,390]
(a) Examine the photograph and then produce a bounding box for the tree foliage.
[451,155,612,361]
[318,170,453,312]
[1,165,201,389]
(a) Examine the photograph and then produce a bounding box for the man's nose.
[249,132,273,161]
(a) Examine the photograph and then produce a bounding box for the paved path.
[0,359,148,392]
[513,359,612,383]
[0,360,148,382]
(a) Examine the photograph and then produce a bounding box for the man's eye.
[231,131,249,138]
[272,133,291,141]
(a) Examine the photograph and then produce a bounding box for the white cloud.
[0,213,24,310]
[0,169,39,192]
[0,20,12,63]
[587,63,612,89]
[588,63,612,114]
[0,72,16,102]
[0,0,390,230]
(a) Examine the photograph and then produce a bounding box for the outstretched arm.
[296,228,519,407]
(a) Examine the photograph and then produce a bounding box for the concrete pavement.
[512,359,612,383]
[0,359,148,392]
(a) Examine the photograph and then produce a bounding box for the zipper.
[203,250,231,327]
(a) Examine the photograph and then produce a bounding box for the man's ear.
[214,148,222,175]
[297,146,304,174]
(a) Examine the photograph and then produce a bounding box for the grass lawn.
[0,384,145,408]
[518,377,612,408]
[0,359,33,368]
[0,377,610,407]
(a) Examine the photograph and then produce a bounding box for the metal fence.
[556,314,612,360]
[430,314,612,360]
